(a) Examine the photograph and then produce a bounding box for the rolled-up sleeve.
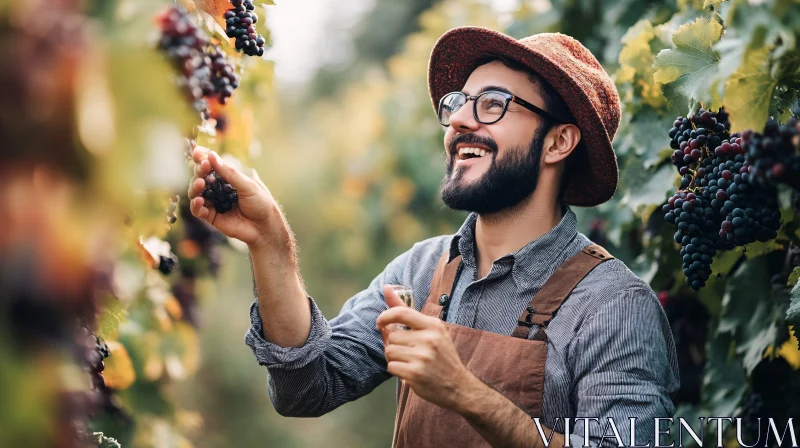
[567,287,680,447]
[243,250,412,417]
[245,296,331,368]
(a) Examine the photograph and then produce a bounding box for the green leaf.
[619,162,676,214]
[743,238,785,259]
[97,296,128,341]
[719,256,788,373]
[703,330,746,416]
[789,266,800,287]
[724,47,778,132]
[789,283,800,349]
[653,18,723,111]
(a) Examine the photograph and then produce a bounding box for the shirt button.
[438,294,450,306]
[439,309,448,321]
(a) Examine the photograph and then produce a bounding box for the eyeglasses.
[437,90,565,127]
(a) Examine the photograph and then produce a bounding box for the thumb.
[383,285,407,309]
[208,151,258,196]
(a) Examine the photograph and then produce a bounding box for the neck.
[473,187,563,272]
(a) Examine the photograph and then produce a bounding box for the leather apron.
[392,244,614,448]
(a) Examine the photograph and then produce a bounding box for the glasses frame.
[438,90,565,127]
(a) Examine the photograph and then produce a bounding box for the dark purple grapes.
[208,45,240,105]
[158,5,213,119]
[662,110,785,290]
[202,171,238,213]
[741,118,800,189]
[73,326,121,419]
[668,108,730,173]
[225,0,266,57]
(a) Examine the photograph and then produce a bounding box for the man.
[188,27,680,447]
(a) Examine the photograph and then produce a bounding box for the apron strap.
[422,251,462,320]
[510,244,614,339]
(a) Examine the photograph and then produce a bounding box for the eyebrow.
[463,85,514,96]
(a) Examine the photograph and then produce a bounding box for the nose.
[447,100,480,134]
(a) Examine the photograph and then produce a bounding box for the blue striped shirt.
[245,207,680,447]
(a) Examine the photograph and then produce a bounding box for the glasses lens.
[439,92,465,126]
[476,92,509,124]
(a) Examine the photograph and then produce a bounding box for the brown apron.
[392,244,614,448]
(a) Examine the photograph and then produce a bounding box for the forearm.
[248,232,310,348]
[457,375,565,448]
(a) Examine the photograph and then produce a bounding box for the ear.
[542,124,581,165]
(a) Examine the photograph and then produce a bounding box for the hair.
[473,55,586,202]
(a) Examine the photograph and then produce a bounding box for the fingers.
[193,159,211,179]
[188,176,205,200]
[189,196,211,221]
[207,151,258,196]
[384,344,420,363]
[383,284,408,309]
[191,147,209,164]
[376,306,435,331]
[387,361,414,379]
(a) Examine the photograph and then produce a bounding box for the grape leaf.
[788,266,800,287]
[789,283,800,349]
[195,10,229,45]
[653,18,723,111]
[719,256,788,374]
[96,296,128,341]
[724,47,778,133]
[703,330,746,416]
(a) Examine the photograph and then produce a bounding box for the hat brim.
[428,27,619,207]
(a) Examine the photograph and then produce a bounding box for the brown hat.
[428,27,621,207]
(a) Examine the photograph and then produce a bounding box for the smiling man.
[188,27,680,447]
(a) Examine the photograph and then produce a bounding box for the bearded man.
[188,27,680,447]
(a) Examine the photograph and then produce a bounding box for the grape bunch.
[663,191,718,289]
[224,0,267,57]
[669,108,730,172]
[202,171,238,213]
[707,136,781,246]
[76,326,110,400]
[71,325,127,424]
[741,118,800,189]
[208,45,240,105]
[157,5,214,119]
[663,108,782,290]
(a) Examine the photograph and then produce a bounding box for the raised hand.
[187,148,290,252]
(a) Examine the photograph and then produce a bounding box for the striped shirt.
[245,207,680,447]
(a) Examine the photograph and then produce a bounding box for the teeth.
[458,147,490,158]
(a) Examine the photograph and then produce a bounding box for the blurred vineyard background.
[2,0,800,446]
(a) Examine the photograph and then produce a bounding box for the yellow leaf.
[724,47,777,132]
[165,295,184,321]
[777,331,800,369]
[103,341,136,390]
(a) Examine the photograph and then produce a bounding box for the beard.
[440,125,546,215]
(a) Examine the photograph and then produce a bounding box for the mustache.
[447,133,499,158]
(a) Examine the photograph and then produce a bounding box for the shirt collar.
[448,206,579,281]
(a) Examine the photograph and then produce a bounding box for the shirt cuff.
[568,433,597,447]
[244,296,331,369]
